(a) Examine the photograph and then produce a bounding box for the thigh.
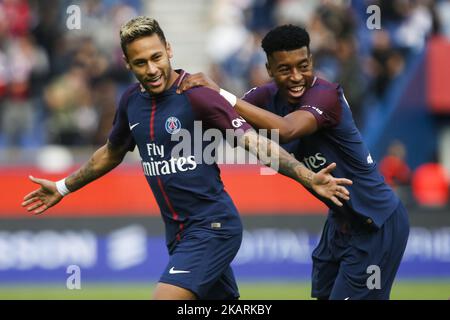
[159,231,242,299]
[311,220,340,299]
[153,282,196,300]
[203,266,240,300]
[330,204,410,300]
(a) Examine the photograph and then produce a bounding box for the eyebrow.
[299,58,309,64]
[131,51,163,63]
[277,58,309,69]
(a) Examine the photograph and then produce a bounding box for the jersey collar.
[139,69,187,100]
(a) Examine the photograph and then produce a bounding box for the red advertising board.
[3,165,327,217]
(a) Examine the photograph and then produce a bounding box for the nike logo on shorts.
[169,267,191,274]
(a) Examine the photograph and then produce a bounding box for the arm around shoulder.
[235,99,318,143]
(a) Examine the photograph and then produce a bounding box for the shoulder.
[122,83,141,97]
[308,77,339,99]
[242,82,277,105]
[299,78,343,128]
[300,77,340,109]
[184,86,229,109]
[185,86,219,100]
[118,83,141,107]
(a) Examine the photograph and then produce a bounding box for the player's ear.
[122,54,131,70]
[166,42,173,59]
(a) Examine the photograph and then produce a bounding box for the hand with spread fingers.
[21,176,63,215]
[310,163,353,207]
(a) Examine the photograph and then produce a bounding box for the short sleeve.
[241,83,275,110]
[186,87,253,135]
[298,86,342,129]
[108,85,137,151]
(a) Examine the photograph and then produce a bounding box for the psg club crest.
[165,116,181,134]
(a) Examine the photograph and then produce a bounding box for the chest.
[127,94,195,146]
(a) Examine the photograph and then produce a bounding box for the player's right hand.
[21,176,63,215]
[176,72,220,94]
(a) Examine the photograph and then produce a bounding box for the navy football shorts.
[159,229,242,300]
[311,201,409,300]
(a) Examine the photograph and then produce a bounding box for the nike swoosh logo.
[169,267,191,274]
[344,297,350,300]
[129,123,140,130]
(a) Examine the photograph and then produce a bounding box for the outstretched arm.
[177,73,317,143]
[238,130,352,206]
[22,141,128,214]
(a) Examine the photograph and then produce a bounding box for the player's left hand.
[176,72,220,94]
[311,163,352,207]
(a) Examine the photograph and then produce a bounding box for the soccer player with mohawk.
[22,18,352,300]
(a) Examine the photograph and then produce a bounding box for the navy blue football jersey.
[109,70,251,251]
[243,77,399,228]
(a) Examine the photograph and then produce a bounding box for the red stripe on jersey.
[157,177,184,240]
[176,223,184,241]
[150,98,156,140]
[157,177,179,221]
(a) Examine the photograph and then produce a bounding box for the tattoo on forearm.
[65,142,124,192]
[241,131,313,188]
[65,157,102,192]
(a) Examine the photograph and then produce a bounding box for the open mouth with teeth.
[146,74,164,88]
[287,84,306,98]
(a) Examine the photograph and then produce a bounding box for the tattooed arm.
[238,130,352,206]
[22,141,128,214]
[65,141,127,192]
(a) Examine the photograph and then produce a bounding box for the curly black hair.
[261,24,310,57]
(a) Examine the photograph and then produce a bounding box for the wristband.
[55,178,70,196]
[219,88,237,107]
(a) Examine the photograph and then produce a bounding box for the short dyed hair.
[120,16,166,57]
[261,24,310,57]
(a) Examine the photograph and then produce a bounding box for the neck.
[165,69,180,90]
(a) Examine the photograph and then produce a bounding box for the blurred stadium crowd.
[0,0,449,205]
[207,0,447,125]
[0,0,140,149]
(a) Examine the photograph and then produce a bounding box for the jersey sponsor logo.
[142,156,197,177]
[301,153,327,171]
[169,267,191,274]
[142,143,197,177]
[147,143,164,158]
[232,117,247,128]
[129,122,140,130]
[165,116,181,134]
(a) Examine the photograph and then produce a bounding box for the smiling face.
[124,34,176,95]
[266,46,314,104]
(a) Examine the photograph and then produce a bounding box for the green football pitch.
[0,280,449,300]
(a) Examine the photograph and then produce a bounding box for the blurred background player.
[21,17,352,300]
[178,24,409,300]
